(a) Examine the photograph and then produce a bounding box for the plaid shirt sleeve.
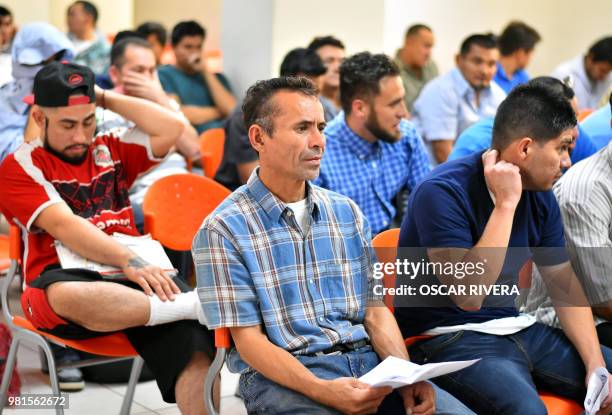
[193,223,262,329]
[405,127,431,192]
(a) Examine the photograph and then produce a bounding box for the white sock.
[146,290,208,326]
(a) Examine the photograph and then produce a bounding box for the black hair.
[280,48,326,78]
[587,36,612,64]
[112,30,144,46]
[460,33,498,56]
[70,1,98,24]
[405,24,432,38]
[528,76,575,100]
[242,77,319,135]
[339,52,399,114]
[307,35,345,52]
[111,36,152,67]
[492,83,577,150]
[498,21,541,56]
[171,20,205,47]
[0,6,12,18]
[136,21,167,47]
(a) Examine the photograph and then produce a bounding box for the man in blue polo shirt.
[581,92,612,149]
[493,21,541,94]
[449,77,597,163]
[314,52,430,235]
[395,82,612,414]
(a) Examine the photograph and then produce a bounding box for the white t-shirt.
[286,199,309,234]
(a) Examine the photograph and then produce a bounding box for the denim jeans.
[238,346,475,414]
[408,322,612,415]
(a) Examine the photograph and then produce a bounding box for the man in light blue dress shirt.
[314,52,431,235]
[412,33,506,164]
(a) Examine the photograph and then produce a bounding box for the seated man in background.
[215,47,328,191]
[412,33,506,164]
[194,76,474,415]
[0,22,74,164]
[493,21,541,94]
[0,5,16,86]
[158,20,235,133]
[105,36,199,230]
[524,93,612,348]
[552,36,612,110]
[581,91,612,149]
[308,35,345,115]
[394,23,438,113]
[449,76,597,164]
[0,62,214,414]
[136,21,167,66]
[314,52,430,235]
[66,0,110,77]
[395,82,612,414]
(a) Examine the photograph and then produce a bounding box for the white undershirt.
[286,199,309,233]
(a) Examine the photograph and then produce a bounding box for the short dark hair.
[492,83,577,150]
[587,36,612,64]
[339,52,400,114]
[171,20,205,47]
[528,76,575,101]
[112,30,144,46]
[498,21,541,56]
[136,21,167,46]
[70,1,98,24]
[460,33,498,56]
[0,6,12,18]
[405,24,432,38]
[280,48,326,78]
[111,37,152,67]
[307,35,345,52]
[242,77,319,135]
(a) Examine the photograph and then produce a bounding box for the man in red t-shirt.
[0,62,215,413]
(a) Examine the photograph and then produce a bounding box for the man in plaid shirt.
[313,52,431,235]
[193,77,473,414]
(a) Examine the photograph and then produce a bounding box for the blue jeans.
[408,322,612,415]
[238,346,474,414]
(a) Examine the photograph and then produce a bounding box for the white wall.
[383,0,612,76]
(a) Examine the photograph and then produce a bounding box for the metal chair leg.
[204,348,226,415]
[119,357,144,415]
[38,337,63,415]
[0,338,20,413]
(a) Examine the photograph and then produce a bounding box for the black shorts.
[29,266,215,403]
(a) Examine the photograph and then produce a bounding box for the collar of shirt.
[451,67,497,110]
[332,114,380,160]
[246,168,321,224]
[496,62,511,82]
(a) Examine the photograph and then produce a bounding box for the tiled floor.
[1,274,247,415]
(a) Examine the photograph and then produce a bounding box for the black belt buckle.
[315,339,369,356]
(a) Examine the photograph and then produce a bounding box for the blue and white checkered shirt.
[193,170,381,373]
[313,113,431,234]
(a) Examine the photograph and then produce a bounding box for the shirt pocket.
[320,260,365,319]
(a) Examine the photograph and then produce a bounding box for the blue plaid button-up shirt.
[193,170,380,373]
[313,114,431,234]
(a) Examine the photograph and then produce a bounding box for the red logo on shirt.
[68,74,83,85]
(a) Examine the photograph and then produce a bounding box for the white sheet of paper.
[55,233,175,277]
[359,356,480,389]
[585,367,609,415]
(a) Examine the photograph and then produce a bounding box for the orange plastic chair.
[578,108,594,122]
[199,128,226,179]
[371,228,400,312]
[0,233,9,272]
[142,173,231,252]
[371,229,582,415]
[0,226,144,415]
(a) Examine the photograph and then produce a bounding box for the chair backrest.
[1,226,22,328]
[142,173,231,251]
[371,228,400,312]
[199,128,226,178]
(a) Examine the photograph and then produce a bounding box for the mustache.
[301,150,323,160]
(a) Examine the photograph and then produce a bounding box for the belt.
[312,339,370,357]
